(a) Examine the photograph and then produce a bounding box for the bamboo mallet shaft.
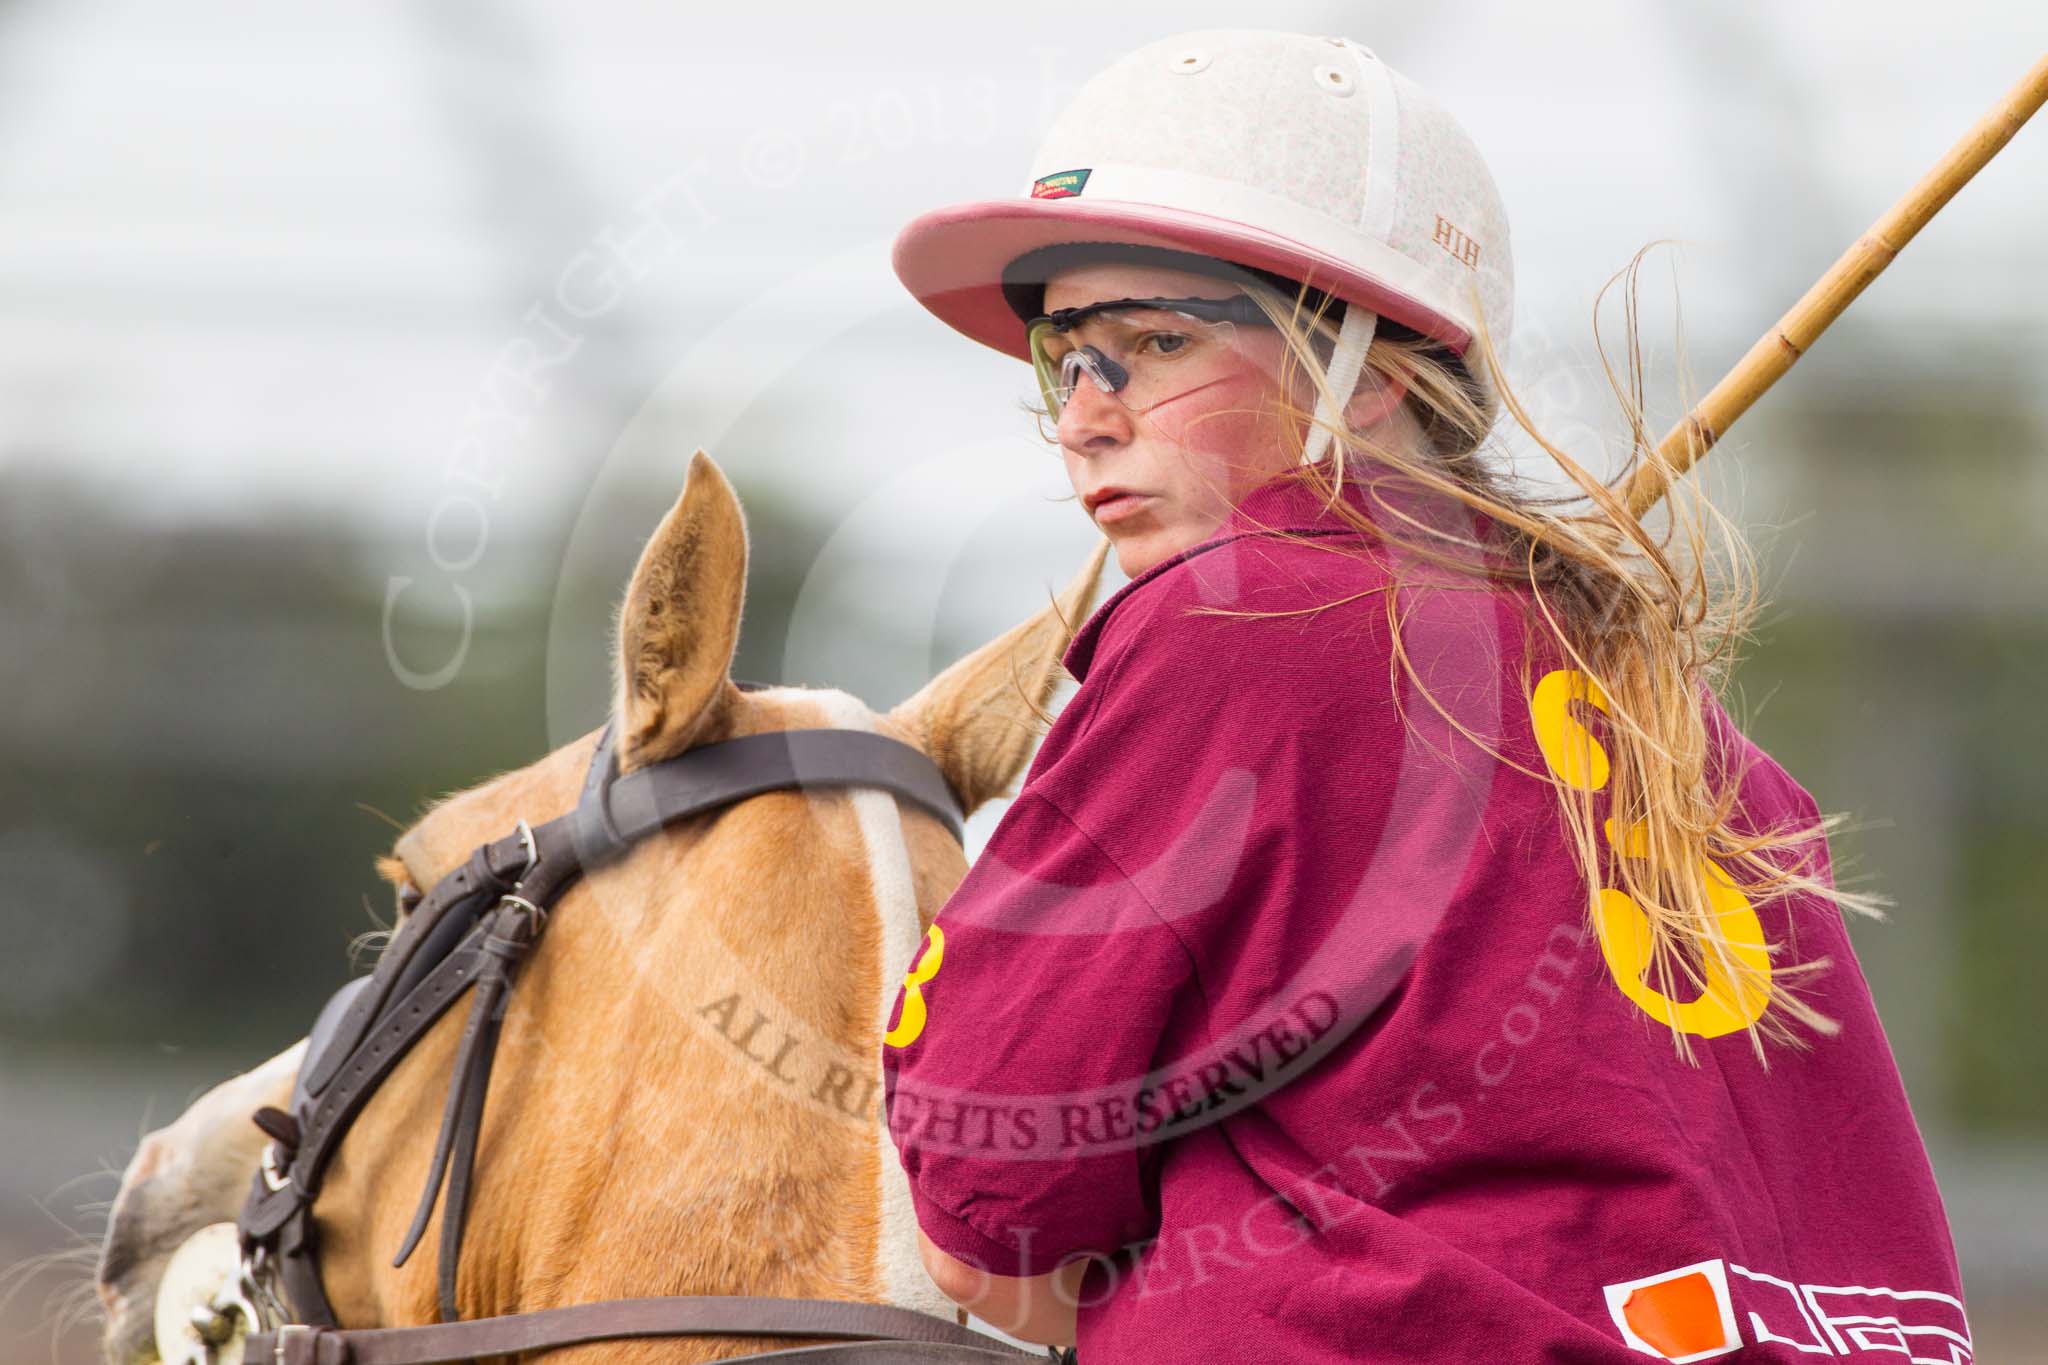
[1621,53,2048,521]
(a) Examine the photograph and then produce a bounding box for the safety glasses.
[1026,294,1274,422]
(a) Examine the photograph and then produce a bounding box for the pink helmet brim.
[892,196,1476,365]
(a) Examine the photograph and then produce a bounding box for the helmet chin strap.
[1301,304,1379,468]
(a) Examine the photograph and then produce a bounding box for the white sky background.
[0,0,2043,569]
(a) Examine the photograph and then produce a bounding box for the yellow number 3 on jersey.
[883,923,945,1049]
[1530,669,1773,1039]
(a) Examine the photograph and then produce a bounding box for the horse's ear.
[890,538,1111,817]
[614,449,747,771]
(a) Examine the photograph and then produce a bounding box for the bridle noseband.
[231,695,1042,1364]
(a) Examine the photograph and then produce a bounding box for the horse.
[96,448,1107,1363]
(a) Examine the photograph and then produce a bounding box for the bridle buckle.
[259,1142,293,1194]
[511,818,539,881]
[498,892,548,939]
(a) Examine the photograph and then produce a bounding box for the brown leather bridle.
[233,690,1047,1364]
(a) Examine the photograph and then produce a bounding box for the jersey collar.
[1060,461,1384,683]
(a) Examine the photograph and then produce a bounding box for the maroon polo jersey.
[881,468,1966,1362]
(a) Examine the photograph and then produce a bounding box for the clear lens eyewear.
[1027,295,1272,422]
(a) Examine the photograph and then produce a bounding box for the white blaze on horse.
[97,449,1106,1364]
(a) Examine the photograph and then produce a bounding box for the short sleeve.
[881,787,1196,1277]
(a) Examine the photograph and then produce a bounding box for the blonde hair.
[1036,251,1885,1063]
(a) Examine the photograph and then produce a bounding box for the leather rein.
[233,693,1038,1364]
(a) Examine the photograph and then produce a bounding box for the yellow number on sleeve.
[883,923,945,1049]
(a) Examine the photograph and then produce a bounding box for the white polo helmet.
[894,29,1514,461]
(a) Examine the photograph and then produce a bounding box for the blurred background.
[1,1,2042,1359]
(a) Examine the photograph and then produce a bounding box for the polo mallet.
[1620,54,2048,520]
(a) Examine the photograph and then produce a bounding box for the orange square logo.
[1603,1259,1740,1361]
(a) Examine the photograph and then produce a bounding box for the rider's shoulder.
[1064,527,1394,693]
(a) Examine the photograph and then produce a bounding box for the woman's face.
[1041,262,1304,579]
